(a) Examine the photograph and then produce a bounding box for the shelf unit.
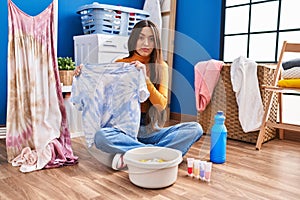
[256,41,300,150]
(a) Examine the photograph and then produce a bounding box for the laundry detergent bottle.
[210,111,227,164]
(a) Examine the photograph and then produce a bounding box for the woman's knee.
[94,130,106,148]
[187,121,203,138]
[195,122,203,135]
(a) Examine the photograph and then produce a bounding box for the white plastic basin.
[123,147,183,189]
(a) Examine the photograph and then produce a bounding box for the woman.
[74,20,203,170]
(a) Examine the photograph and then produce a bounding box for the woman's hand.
[131,61,149,80]
[73,64,83,77]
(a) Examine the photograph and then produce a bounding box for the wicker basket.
[59,70,73,86]
[197,64,278,144]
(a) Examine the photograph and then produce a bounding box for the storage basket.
[59,70,73,86]
[77,3,149,35]
[197,64,278,144]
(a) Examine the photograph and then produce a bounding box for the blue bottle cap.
[217,111,224,115]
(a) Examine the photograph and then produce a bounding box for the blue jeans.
[94,122,203,156]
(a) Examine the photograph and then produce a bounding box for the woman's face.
[135,27,155,57]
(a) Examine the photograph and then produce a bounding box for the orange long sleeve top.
[115,52,168,113]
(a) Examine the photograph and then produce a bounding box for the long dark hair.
[127,20,164,85]
[128,20,167,128]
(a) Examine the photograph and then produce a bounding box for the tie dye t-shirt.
[70,63,150,147]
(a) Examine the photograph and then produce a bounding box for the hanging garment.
[70,63,150,148]
[6,0,78,172]
[194,59,224,112]
[143,0,162,31]
[230,56,264,133]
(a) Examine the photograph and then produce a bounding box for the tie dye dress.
[6,0,78,172]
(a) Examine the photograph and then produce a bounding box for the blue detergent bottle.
[210,111,227,164]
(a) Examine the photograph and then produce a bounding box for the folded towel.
[282,58,300,70]
[278,78,300,88]
[282,67,300,79]
[194,59,224,112]
[231,56,264,132]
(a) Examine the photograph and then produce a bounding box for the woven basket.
[197,64,278,144]
[59,70,73,86]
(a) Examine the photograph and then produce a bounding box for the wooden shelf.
[256,41,300,150]
[266,121,300,132]
[263,85,300,94]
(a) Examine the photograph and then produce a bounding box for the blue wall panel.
[171,0,222,115]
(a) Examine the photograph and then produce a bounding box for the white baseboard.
[0,127,6,139]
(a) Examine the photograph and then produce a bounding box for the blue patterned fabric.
[70,63,149,147]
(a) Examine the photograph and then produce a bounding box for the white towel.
[231,56,264,132]
[143,0,162,31]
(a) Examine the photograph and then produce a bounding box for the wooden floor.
[0,134,299,200]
